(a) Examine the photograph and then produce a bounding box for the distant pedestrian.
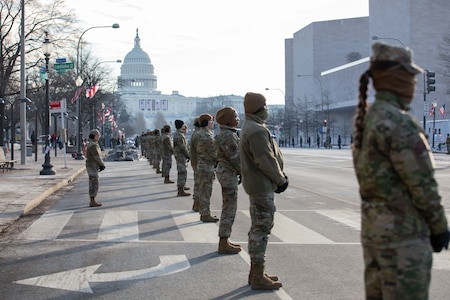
[240,92,287,290]
[308,136,311,148]
[338,135,342,149]
[300,136,303,148]
[85,129,105,207]
[215,106,242,254]
[316,134,320,148]
[352,42,449,299]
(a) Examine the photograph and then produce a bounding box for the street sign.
[54,62,74,74]
[56,58,66,63]
[49,101,61,109]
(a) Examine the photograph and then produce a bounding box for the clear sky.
[67,0,368,104]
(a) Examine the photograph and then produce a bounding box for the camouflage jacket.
[173,129,189,159]
[154,133,161,155]
[85,139,105,171]
[240,112,285,195]
[161,133,173,158]
[196,127,217,169]
[353,91,448,248]
[189,129,200,170]
[215,125,240,175]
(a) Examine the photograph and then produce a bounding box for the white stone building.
[117,29,245,133]
[285,0,450,147]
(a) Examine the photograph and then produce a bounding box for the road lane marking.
[242,210,334,244]
[316,209,361,230]
[14,255,190,293]
[97,210,139,241]
[172,210,218,242]
[19,210,73,240]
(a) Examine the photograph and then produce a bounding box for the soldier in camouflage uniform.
[214,107,242,255]
[240,93,287,290]
[196,113,219,222]
[146,131,154,165]
[173,120,191,196]
[189,118,201,212]
[153,129,162,174]
[148,131,155,167]
[352,42,449,299]
[161,125,175,184]
[85,129,106,207]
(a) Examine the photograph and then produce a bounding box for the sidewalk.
[0,147,86,232]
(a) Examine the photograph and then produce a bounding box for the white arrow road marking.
[14,255,190,294]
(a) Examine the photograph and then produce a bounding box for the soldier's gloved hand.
[99,165,106,172]
[274,176,289,194]
[186,156,190,163]
[238,175,242,185]
[430,230,450,252]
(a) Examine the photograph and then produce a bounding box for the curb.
[22,166,86,215]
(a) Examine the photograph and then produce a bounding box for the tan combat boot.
[250,262,282,290]
[248,261,279,285]
[89,196,102,207]
[177,187,191,196]
[164,176,174,184]
[218,237,241,254]
[156,166,162,174]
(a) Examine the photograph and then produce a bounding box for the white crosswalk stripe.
[97,211,139,242]
[19,210,73,240]
[242,210,335,244]
[316,209,361,230]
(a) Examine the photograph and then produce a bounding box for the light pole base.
[40,154,56,175]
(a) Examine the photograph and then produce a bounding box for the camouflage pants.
[248,193,275,262]
[217,170,238,237]
[197,165,215,216]
[176,156,188,188]
[363,241,432,300]
[162,157,172,177]
[87,168,99,197]
[192,168,200,202]
[154,154,161,169]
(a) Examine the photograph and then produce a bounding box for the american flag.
[70,86,84,104]
[439,104,445,118]
[86,84,99,99]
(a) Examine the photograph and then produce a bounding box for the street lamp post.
[74,24,120,160]
[432,100,437,148]
[6,98,30,160]
[40,32,55,175]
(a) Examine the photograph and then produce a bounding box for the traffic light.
[426,71,436,93]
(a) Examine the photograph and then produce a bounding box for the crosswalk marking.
[242,211,335,244]
[97,211,139,242]
[316,209,360,230]
[172,210,218,243]
[19,210,74,240]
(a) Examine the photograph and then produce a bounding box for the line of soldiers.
[137,94,286,290]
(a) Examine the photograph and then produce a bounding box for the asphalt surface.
[0,147,86,232]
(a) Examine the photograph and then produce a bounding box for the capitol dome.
[118,29,157,92]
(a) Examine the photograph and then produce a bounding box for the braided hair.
[353,70,371,150]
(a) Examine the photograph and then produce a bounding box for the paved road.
[0,148,449,299]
